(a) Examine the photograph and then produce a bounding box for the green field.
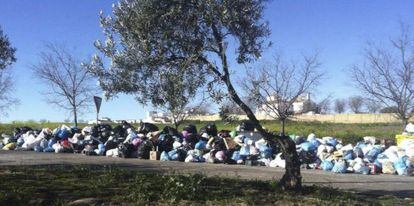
[0,165,408,206]
[1,120,402,144]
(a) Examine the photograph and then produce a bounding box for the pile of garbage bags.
[1,120,413,176]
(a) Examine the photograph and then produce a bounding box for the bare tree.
[0,26,18,116]
[348,96,364,113]
[350,23,414,125]
[31,44,97,127]
[334,99,347,114]
[365,99,381,113]
[242,53,323,135]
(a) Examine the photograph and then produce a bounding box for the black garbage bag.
[199,123,218,137]
[218,130,231,138]
[118,143,135,158]
[183,124,197,134]
[162,126,179,137]
[185,133,199,150]
[212,137,227,151]
[298,150,318,164]
[157,134,174,152]
[138,122,159,134]
[137,140,153,159]
[239,120,255,132]
[104,139,118,151]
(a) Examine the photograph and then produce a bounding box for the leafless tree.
[350,23,414,125]
[348,96,364,113]
[365,99,381,113]
[241,52,323,134]
[31,44,98,127]
[334,99,347,114]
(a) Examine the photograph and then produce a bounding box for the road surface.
[0,150,413,198]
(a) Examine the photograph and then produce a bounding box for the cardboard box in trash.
[150,147,160,160]
[395,134,414,147]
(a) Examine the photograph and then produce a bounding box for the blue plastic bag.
[168,149,179,161]
[160,151,170,161]
[231,151,241,161]
[301,142,316,152]
[332,161,347,173]
[366,147,381,163]
[239,146,250,156]
[34,145,43,152]
[394,158,407,176]
[326,138,338,147]
[195,140,206,150]
[321,160,334,171]
[343,150,354,160]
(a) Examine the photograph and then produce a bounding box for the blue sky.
[0,0,414,123]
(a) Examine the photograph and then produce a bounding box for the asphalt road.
[0,150,413,198]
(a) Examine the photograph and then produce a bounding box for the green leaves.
[0,26,16,70]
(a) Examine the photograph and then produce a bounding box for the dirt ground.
[0,150,413,198]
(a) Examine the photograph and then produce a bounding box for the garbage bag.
[183,124,197,135]
[363,136,376,145]
[238,120,255,132]
[353,146,364,158]
[138,122,159,134]
[160,151,170,161]
[239,145,250,156]
[321,160,334,171]
[332,160,347,173]
[137,140,153,159]
[231,151,242,161]
[2,143,16,150]
[394,158,408,176]
[365,147,382,163]
[230,130,237,138]
[33,145,43,152]
[301,141,316,152]
[273,153,286,168]
[307,133,317,142]
[382,161,396,174]
[94,143,105,156]
[195,140,207,150]
[199,123,218,137]
[343,150,354,160]
[15,137,24,147]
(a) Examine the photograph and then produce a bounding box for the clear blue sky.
[0,0,413,123]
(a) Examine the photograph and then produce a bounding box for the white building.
[256,93,312,116]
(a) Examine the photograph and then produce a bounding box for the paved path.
[0,150,413,198]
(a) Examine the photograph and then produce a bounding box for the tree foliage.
[88,0,303,190]
[0,26,18,117]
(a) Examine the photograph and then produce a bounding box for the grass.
[0,120,403,144]
[0,165,410,205]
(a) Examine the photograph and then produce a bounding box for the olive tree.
[351,24,414,125]
[86,0,303,190]
[0,26,18,116]
[155,69,205,129]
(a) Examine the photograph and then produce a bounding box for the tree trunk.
[281,119,286,136]
[279,135,302,190]
[223,74,302,190]
[212,22,301,190]
[73,105,78,127]
[402,117,408,128]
